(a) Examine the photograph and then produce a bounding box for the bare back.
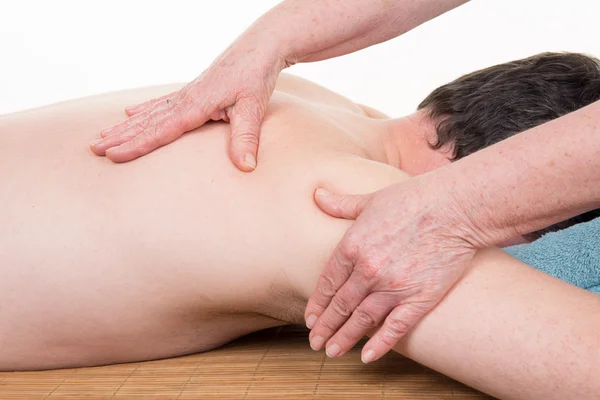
[0,75,408,370]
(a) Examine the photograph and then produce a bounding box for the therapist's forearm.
[246,0,469,64]
[439,99,600,246]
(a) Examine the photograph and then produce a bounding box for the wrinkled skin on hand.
[91,39,286,171]
[305,177,479,363]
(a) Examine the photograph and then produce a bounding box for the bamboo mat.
[0,326,493,399]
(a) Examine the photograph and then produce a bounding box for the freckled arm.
[248,0,469,64]
[435,99,600,246]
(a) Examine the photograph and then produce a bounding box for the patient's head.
[418,52,600,240]
[418,52,600,158]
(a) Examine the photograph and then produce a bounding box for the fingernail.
[315,188,331,199]
[310,336,325,351]
[244,153,256,170]
[90,139,103,147]
[326,344,340,358]
[306,314,317,329]
[362,350,376,363]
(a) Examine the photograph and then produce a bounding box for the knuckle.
[181,93,196,109]
[359,257,383,281]
[382,318,411,344]
[330,296,352,318]
[343,230,359,245]
[166,104,189,132]
[353,308,378,329]
[340,234,360,258]
[318,273,338,298]
[166,107,183,127]
[146,124,162,144]
[234,131,259,147]
[334,195,351,213]
[318,316,339,333]
[133,116,151,133]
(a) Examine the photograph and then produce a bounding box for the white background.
[1,0,599,116]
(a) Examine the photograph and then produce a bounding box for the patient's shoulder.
[274,73,366,115]
[357,104,390,119]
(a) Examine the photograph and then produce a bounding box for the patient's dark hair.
[418,52,600,241]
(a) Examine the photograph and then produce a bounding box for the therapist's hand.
[89,0,467,170]
[90,40,286,171]
[305,177,482,363]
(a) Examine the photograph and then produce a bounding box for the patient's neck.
[380,112,452,176]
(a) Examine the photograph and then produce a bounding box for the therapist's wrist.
[211,30,289,98]
[237,5,302,71]
[438,165,522,250]
[236,23,295,73]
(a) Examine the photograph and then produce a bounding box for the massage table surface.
[0,326,492,399]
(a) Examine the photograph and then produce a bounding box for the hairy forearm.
[436,99,600,246]
[246,0,469,64]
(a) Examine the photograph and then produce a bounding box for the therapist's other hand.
[305,178,481,363]
[90,42,286,171]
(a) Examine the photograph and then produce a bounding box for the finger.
[361,303,427,363]
[91,108,160,155]
[321,292,394,359]
[98,104,157,140]
[227,97,265,172]
[307,271,373,353]
[100,94,178,139]
[93,91,212,160]
[124,91,178,117]
[103,105,192,162]
[314,189,370,220]
[304,239,357,331]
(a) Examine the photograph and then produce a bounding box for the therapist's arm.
[306,99,600,362]
[453,99,600,242]
[91,0,469,169]
[257,0,469,63]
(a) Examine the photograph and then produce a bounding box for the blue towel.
[504,217,600,295]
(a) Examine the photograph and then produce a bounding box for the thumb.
[314,188,371,220]
[228,97,265,172]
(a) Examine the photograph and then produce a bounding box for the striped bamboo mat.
[0,326,492,399]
